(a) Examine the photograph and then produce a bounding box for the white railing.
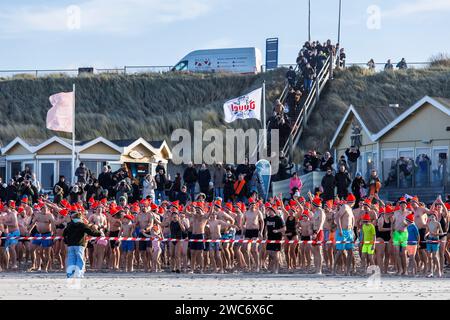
[282,54,333,155]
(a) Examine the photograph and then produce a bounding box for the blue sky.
[0,0,449,69]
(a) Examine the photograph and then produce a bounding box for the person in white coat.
[142,174,156,200]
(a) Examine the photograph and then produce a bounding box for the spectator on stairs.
[285,89,302,120]
[302,63,315,93]
[267,101,291,150]
[286,66,297,88]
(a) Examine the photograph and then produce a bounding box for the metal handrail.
[281,55,332,155]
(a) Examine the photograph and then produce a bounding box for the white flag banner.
[223,87,262,123]
[47,91,74,133]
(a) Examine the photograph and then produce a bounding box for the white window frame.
[431,146,449,181]
[39,160,57,192]
[381,148,398,181]
[22,161,36,173]
[398,147,414,159]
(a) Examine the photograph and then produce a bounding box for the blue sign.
[265,38,279,70]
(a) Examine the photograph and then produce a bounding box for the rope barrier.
[0,236,448,244]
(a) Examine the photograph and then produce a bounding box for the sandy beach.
[1,272,449,300]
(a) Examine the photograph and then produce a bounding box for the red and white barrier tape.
[0,236,448,244]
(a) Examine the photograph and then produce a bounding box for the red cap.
[150,203,158,211]
[304,202,311,209]
[236,202,246,212]
[17,207,24,213]
[378,206,385,214]
[325,200,333,209]
[214,200,222,207]
[225,202,233,211]
[131,205,140,213]
[385,205,394,214]
[158,207,165,215]
[109,207,119,216]
[59,209,69,216]
[8,200,16,208]
[21,197,28,204]
[398,197,407,204]
[264,202,271,208]
[248,198,255,204]
[123,214,135,221]
[298,196,306,204]
[445,203,450,210]
[362,213,371,221]
[363,198,372,206]
[411,196,419,204]
[312,197,322,207]
[346,194,356,202]
[88,197,95,205]
[406,213,414,223]
[289,199,297,206]
[100,198,107,205]
[61,199,70,208]
[284,205,291,211]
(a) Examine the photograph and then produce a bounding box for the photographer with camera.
[115,179,131,203]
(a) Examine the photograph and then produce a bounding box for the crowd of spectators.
[269,40,345,166]
[0,159,283,210]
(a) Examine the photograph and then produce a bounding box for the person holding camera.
[115,179,131,203]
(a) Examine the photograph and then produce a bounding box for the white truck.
[171,47,262,74]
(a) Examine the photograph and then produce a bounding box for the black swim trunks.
[244,229,259,239]
[190,233,205,251]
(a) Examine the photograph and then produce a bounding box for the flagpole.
[262,80,266,149]
[72,83,76,185]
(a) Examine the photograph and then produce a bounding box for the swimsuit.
[109,230,120,248]
[439,216,448,240]
[335,229,354,250]
[121,240,135,252]
[31,232,53,248]
[418,228,427,249]
[5,230,21,248]
[392,230,408,247]
[376,215,391,242]
[190,233,205,251]
[244,229,259,239]
[426,236,440,253]
[285,218,297,241]
[300,235,311,241]
[361,224,375,255]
